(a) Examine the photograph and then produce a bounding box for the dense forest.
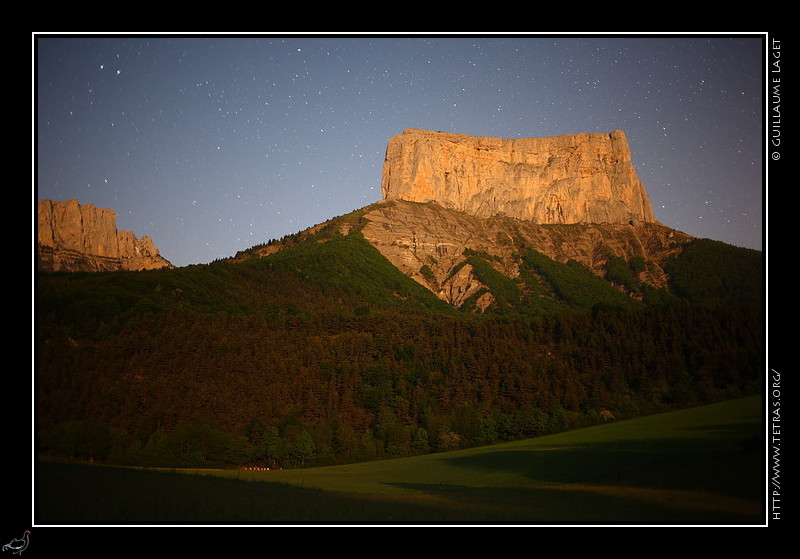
[35,229,764,469]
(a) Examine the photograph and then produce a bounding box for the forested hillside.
[35,229,763,469]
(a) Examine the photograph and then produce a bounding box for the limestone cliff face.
[381,129,656,225]
[37,199,173,272]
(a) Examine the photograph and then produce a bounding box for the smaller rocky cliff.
[381,129,656,225]
[37,199,172,272]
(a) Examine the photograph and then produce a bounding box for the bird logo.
[2,531,29,555]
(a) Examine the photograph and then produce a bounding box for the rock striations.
[356,128,690,309]
[37,199,172,272]
[381,128,656,225]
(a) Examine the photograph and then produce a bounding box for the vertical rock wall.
[381,129,656,225]
[37,199,172,272]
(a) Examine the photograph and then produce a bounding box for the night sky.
[35,34,765,267]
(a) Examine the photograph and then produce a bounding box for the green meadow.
[35,396,764,525]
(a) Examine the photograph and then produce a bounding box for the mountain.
[373,129,673,308]
[37,199,173,272]
[34,129,763,471]
[242,129,755,314]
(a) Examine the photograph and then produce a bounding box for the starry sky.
[35,33,765,267]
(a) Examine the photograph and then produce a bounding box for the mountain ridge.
[231,128,715,311]
[37,128,760,316]
[236,197,701,310]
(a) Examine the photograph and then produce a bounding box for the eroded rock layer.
[357,200,691,308]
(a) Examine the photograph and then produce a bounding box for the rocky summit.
[235,129,695,311]
[37,199,172,272]
[331,129,678,309]
[381,129,656,225]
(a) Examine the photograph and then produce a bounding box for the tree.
[451,404,481,447]
[438,430,461,452]
[412,427,430,454]
[261,426,286,469]
[294,430,316,466]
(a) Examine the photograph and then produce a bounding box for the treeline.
[36,301,762,469]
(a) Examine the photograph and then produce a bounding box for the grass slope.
[36,396,764,525]
[36,230,455,338]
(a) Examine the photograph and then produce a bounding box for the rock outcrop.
[37,199,172,272]
[357,199,692,308]
[381,129,656,225]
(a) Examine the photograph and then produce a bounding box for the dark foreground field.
[34,396,764,526]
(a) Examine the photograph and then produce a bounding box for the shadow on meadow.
[385,481,759,524]
[387,422,764,524]
[34,461,504,525]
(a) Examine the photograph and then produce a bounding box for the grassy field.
[35,396,765,525]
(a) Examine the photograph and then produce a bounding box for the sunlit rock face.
[37,199,173,272]
[380,128,656,225]
[357,199,690,307]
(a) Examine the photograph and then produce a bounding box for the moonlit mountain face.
[381,129,656,225]
[36,35,764,266]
